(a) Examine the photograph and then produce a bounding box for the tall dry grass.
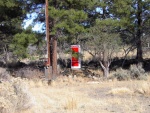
[64,97,77,110]
[0,67,150,113]
[0,77,35,113]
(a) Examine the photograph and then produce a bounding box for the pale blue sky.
[23,13,44,32]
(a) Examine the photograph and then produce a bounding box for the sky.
[23,13,44,32]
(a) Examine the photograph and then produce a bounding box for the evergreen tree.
[109,0,150,62]
[0,0,37,63]
[33,0,96,43]
[10,27,41,60]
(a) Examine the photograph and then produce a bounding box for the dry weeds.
[1,75,150,113]
[135,81,150,96]
[0,78,35,113]
[19,76,150,113]
[108,87,133,95]
[64,97,77,110]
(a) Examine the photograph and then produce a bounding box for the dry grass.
[106,96,145,113]
[0,78,35,113]
[21,77,150,113]
[108,87,133,95]
[1,74,150,113]
[64,97,77,110]
[135,81,150,96]
[81,48,140,61]
[82,51,92,61]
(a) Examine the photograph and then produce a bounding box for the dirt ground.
[20,76,150,113]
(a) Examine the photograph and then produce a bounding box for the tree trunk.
[50,0,58,80]
[101,44,109,78]
[136,0,143,62]
[100,60,109,78]
[52,36,57,79]
[136,36,143,62]
[103,67,109,78]
[103,61,109,78]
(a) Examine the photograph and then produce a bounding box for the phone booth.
[71,45,81,69]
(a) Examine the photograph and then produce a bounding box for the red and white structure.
[71,45,81,69]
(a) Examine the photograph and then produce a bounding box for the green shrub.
[112,68,130,81]
[130,64,147,80]
[111,64,147,81]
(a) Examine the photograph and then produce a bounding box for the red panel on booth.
[71,45,81,69]
[72,47,78,52]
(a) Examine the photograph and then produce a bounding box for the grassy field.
[13,75,150,113]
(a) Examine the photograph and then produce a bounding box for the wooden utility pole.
[45,0,52,79]
[45,0,58,80]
